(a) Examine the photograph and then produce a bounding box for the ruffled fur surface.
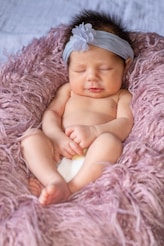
[0,26,163,245]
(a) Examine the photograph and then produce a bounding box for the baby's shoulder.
[59,82,70,92]
[118,89,132,104]
[119,89,132,98]
[112,89,131,103]
[56,82,71,96]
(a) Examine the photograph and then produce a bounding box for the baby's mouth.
[88,87,103,93]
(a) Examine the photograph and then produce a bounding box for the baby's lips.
[88,87,103,93]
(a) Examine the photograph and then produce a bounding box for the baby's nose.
[87,69,98,81]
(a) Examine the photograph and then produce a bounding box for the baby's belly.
[63,112,114,128]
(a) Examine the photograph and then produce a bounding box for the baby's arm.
[42,83,82,159]
[95,90,133,141]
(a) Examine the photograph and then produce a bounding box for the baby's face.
[68,45,125,98]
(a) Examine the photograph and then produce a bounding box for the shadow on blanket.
[0,25,163,245]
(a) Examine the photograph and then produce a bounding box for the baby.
[21,10,134,205]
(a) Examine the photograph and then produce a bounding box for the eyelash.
[100,67,111,70]
[74,70,85,73]
[74,67,112,73]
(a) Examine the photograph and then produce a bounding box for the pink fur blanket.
[0,25,163,245]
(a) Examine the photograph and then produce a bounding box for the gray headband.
[63,23,134,63]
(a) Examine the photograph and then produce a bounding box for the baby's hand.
[65,125,97,149]
[53,134,83,160]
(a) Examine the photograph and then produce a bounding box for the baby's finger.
[65,127,73,137]
[69,141,83,155]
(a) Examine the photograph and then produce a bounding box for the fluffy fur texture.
[0,25,163,245]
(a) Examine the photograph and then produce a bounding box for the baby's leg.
[21,130,71,205]
[68,133,122,193]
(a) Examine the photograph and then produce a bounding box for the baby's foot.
[29,177,44,197]
[38,181,71,205]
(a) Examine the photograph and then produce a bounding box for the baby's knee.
[20,128,52,155]
[89,133,122,163]
[97,132,122,152]
[100,133,122,161]
[99,132,121,143]
[21,128,42,145]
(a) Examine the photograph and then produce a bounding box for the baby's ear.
[124,57,132,72]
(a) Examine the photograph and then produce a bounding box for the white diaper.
[57,155,85,182]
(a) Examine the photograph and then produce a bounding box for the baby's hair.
[64,9,132,46]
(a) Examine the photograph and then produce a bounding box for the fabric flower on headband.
[70,23,96,51]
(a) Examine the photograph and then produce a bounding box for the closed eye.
[99,65,112,70]
[100,67,112,71]
[74,69,86,73]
